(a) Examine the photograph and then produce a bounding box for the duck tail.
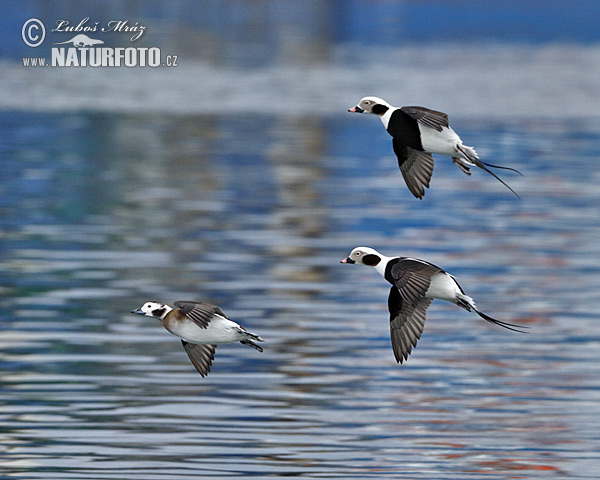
[456,292,476,312]
[457,292,528,333]
[473,307,530,333]
[239,329,264,352]
[457,143,479,162]
[456,144,521,199]
[240,339,264,352]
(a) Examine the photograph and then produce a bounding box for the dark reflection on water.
[1,111,600,479]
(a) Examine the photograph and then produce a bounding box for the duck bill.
[348,106,364,113]
[131,308,145,315]
[340,257,356,264]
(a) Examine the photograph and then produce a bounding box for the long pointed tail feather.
[474,308,529,333]
[479,160,523,176]
[457,293,529,333]
[457,144,521,198]
[473,159,521,199]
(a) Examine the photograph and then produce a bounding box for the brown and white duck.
[131,301,263,377]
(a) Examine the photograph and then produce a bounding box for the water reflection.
[1,111,600,479]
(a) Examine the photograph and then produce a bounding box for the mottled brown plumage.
[131,301,263,378]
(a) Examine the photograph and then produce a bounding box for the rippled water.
[1,108,599,479]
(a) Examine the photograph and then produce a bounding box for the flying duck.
[349,96,522,199]
[131,301,263,377]
[341,247,527,364]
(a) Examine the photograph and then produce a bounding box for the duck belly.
[169,315,243,345]
[420,126,462,157]
[425,272,461,303]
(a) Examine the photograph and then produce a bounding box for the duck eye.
[355,252,361,256]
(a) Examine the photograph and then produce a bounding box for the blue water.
[1,109,600,479]
[2,1,600,478]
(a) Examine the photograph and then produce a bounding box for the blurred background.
[1,1,600,479]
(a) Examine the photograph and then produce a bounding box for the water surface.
[1,109,599,479]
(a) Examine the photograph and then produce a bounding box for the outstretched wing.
[393,139,435,199]
[388,287,433,363]
[389,258,441,306]
[174,301,226,329]
[401,106,449,132]
[181,341,217,377]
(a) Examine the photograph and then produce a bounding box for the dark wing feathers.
[388,286,433,363]
[385,258,442,363]
[401,106,449,132]
[391,106,449,198]
[181,341,216,377]
[174,301,224,329]
[393,139,435,199]
[390,259,440,306]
